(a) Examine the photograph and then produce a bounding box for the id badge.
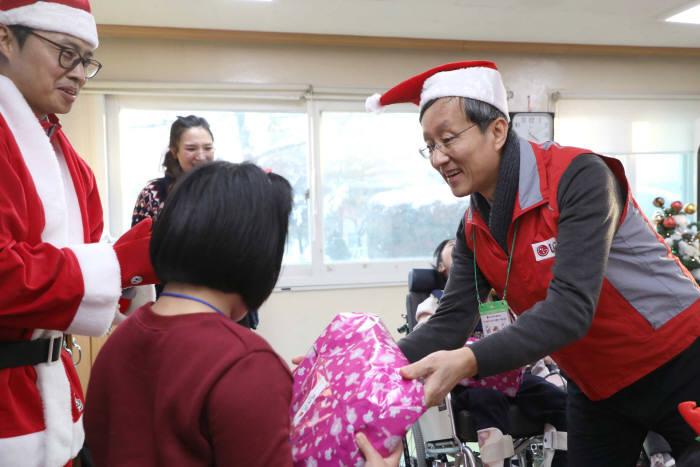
[478,299,512,336]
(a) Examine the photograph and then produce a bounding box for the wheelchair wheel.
[409,421,428,467]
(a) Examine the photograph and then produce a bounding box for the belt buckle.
[46,335,62,365]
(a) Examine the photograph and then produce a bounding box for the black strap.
[0,336,63,370]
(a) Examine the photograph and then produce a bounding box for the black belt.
[0,336,63,370]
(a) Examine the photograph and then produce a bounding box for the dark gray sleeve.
[469,154,626,377]
[397,217,491,363]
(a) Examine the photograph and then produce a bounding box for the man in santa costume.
[0,1,157,466]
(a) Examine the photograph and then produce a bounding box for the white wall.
[87,37,700,111]
[60,35,700,364]
[256,286,408,363]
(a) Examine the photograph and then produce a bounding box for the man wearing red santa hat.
[0,1,157,466]
[367,61,700,465]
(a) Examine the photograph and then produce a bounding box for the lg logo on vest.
[532,237,557,261]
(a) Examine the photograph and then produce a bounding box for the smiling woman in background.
[131,114,215,227]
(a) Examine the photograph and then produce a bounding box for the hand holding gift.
[290,312,425,466]
[400,346,477,408]
[355,432,402,466]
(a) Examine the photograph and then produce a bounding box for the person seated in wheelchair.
[416,238,567,467]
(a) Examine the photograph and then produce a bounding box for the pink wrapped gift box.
[457,337,525,397]
[290,312,425,466]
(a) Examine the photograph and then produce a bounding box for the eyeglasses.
[27,30,102,79]
[419,123,478,159]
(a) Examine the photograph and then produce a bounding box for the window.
[555,98,700,218]
[106,92,700,288]
[106,94,464,289]
[118,107,311,263]
[616,152,694,217]
[320,111,462,263]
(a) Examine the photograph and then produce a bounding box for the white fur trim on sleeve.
[65,242,121,336]
[365,93,384,113]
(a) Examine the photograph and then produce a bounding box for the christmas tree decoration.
[652,197,700,282]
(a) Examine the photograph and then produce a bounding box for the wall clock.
[510,112,554,143]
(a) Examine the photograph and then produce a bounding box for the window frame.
[102,90,700,290]
[553,95,700,221]
[300,98,454,289]
[103,91,444,290]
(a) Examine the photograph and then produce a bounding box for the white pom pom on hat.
[365,60,509,121]
[364,93,383,113]
[0,0,98,49]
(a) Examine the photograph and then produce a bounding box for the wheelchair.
[399,268,567,467]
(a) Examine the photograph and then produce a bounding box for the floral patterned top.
[131,176,171,227]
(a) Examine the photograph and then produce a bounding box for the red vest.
[465,140,700,400]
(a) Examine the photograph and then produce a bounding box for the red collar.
[38,114,62,142]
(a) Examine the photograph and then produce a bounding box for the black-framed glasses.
[27,30,102,79]
[419,123,478,159]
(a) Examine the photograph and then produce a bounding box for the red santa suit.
[0,75,122,466]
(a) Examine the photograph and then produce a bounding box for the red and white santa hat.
[366,60,509,121]
[0,0,98,49]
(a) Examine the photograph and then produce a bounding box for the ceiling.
[91,0,700,48]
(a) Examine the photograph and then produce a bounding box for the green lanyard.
[472,219,519,305]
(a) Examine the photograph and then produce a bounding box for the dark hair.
[432,239,452,271]
[7,25,31,48]
[162,115,214,185]
[420,96,508,133]
[150,161,293,310]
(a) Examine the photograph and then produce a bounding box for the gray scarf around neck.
[471,130,521,253]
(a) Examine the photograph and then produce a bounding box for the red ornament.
[671,201,683,212]
[653,197,665,208]
[663,217,676,229]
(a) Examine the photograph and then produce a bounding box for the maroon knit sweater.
[84,304,293,466]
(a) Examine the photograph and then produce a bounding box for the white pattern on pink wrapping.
[458,337,525,397]
[290,312,426,466]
